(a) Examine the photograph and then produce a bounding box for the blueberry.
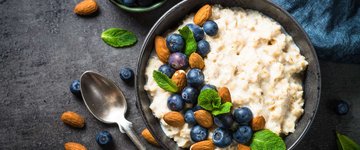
[120,0,136,6]
[187,68,204,87]
[201,84,217,91]
[197,40,210,57]
[96,131,113,146]
[184,109,197,125]
[70,80,81,96]
[181,86,198,104]
[233,126,253,144]
[203,20,219,36]
[192,105,204,111]
[190,125,208,142]
[233,107,253,124]
[336,100,349,115]
[137,0,153,6]
[214,114,234,129]
[212,128,232,148]
[168,52,188,70]
[186,24,205,41]
[119,68,134,82]
[167,94,184,111]
[166,34,184,53]
[159,64,175,78]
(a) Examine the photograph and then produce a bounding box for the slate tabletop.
[0,0,359,149]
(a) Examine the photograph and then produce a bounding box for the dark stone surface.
[0,0,358,149]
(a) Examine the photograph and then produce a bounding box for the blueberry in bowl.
[108,0,167,13]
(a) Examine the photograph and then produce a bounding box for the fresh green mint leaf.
[212,102,232,116]
[178,26,197,56]
[336,131,360,150]
[198,89,221,111]
[152,70,178,93]
[250,130,286,150]
[101,28,137,48]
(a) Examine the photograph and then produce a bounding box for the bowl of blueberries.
[108,0,167,12]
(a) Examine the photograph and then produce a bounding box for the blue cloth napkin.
[272,0,360,63]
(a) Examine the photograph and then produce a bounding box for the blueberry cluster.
[118,0,161,7]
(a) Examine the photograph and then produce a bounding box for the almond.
[155,36,170,63]
[74,0,98,16]
[141,128,159,146]
[194,110,213,128]
[251,116,266,131]
[65,142,87,150]
[237,144,251,150]
[190,140,215,150]
[171,70,187,91]
[61,111,85,128]
[193,4,212,26]
[218,87,231,103]
[163,111,185,127]
[189,53,205,69]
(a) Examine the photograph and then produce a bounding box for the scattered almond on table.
[74,0,98,16]
[65,142,87,150]
[141,128,159,146]
[61,111,85,128]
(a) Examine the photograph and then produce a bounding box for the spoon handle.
[118,121,146,150]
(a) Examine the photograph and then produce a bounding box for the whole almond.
[163,111,185,127]
[190,140,215,150]
[65,142,87,150]
[155,36,170,63]
[171,70,187,91]
[194,110,213,128]
[61,111,85,128]
[193,4,212,26]
[141,128,159,146]
[251,116,266,131]
[189,53,205,69]
[218,87,231,103]
[74,0,98,16]
[237,144,251,150]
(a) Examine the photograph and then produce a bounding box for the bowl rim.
[108,0,167,13]
[136,0,321,149]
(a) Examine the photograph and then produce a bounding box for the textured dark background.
[0,0,359,149]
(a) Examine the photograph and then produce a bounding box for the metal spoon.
[80,71,145,150]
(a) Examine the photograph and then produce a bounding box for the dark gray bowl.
[136,0,321,149]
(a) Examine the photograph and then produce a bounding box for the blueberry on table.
[70,80,81,96]
[336,100,349,115]
[186,24,205,41]
[201,84,217,91]
[233,126,253,144]
[186,68,205,87]
[119,67,134,82]
[212,128,233,148]
[168,52,188,70]
[167,94,184,111]
[96,131,113,146]
[190,125,209,142]
[166,34,185,53]
[184,109,197,125]
[197,40,210,57]
[181,86,198,104]
[214,114,234,129]
[119,0,136,6]
[203,20,219,36]
[158,64,175,78]
[137,0,153,6]
[233,107,253,124]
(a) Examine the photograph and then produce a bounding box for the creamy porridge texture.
[144,5,308,149]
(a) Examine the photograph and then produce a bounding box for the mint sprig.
[250,130,286,150]
[336,131,360,150]
[152,70,178,93]
[101,28,137,48]
[197,89,232,116]
[178,26,197,56]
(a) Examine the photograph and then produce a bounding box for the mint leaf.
[336,131,360,150]
[178,26,197,56]
[101,28,137,48]
[212,102,232,116]
[250,130,286,150]
[198,89,221,111]
[152,70,178,93]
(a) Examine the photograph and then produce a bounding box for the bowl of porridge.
[136,0,321,149]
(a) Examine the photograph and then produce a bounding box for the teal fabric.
[272,0,360,63]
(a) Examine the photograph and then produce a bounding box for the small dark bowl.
[108,0,167,13]
[136,0,321,149]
